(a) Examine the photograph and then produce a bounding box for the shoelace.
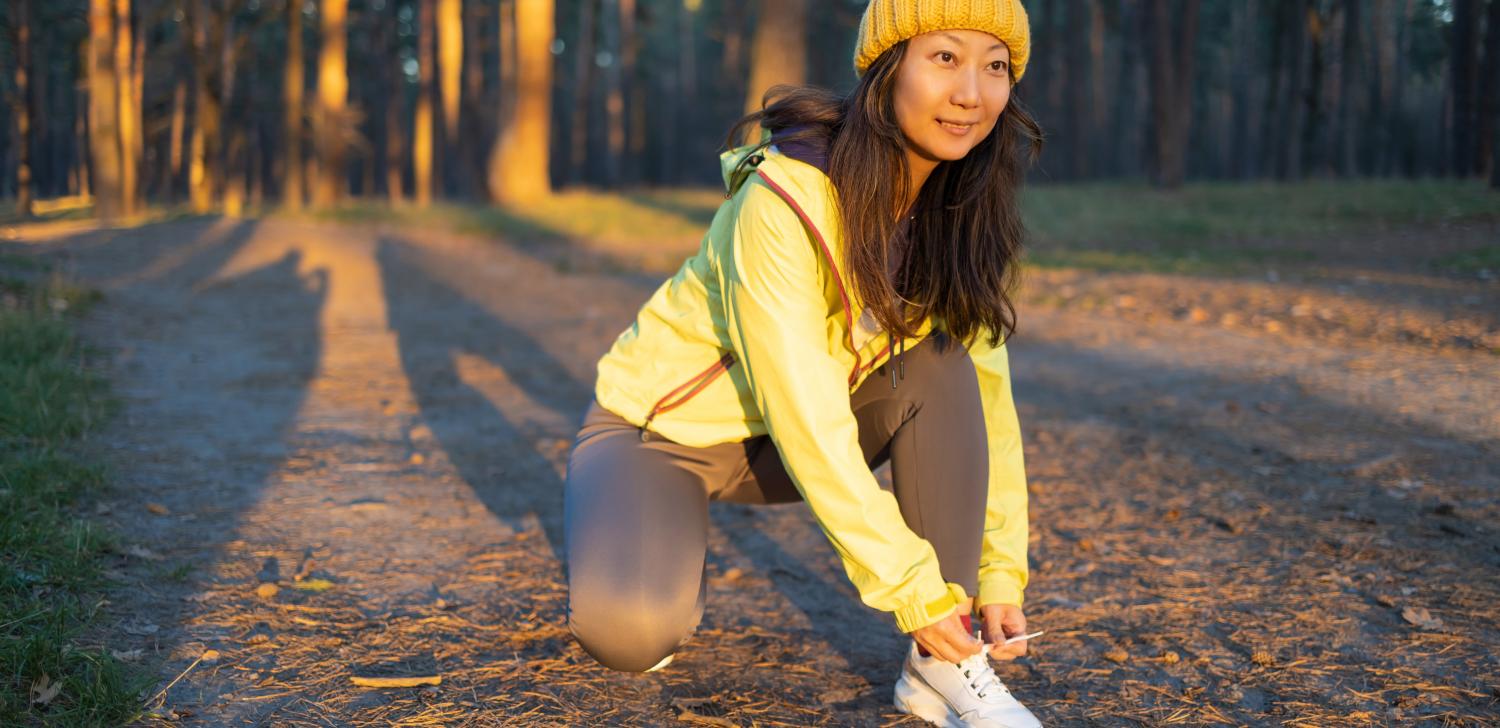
[957,631,1011,701]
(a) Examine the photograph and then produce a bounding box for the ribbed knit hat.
[853,0,1031,82]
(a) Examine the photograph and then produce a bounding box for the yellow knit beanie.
[853,0,1031,82]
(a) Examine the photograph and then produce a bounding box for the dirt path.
[11,216,1499,726]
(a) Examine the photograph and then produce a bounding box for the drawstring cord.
[889,331,905,389]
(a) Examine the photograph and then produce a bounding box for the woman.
[564,1,1043,725]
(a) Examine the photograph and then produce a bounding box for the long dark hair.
[723,40,1044,348]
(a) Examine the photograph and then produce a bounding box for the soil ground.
[3,213,1497,726]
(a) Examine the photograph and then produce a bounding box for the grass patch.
[1,259,147,725]
[1021,178,1500,248]
[1431,245,1500,275]
[292,179,1496,277]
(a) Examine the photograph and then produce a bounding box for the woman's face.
[893,29,1013,167]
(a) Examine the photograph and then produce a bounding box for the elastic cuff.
[893,581,969,633]
[976,578,1025,610]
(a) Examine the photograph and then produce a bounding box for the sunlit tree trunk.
[438,0,462,139]
[187,0,220,212]
[88,0,123,220]
[489,0,553,203]
[743,0,806,117]
[284,0,304,209]
[312,0,348,208]
[11,0,34,217]
[114,0,139,215]
[415,0,435,207]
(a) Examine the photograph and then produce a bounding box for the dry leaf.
[255,583,280,599]
[292,578,336,592]
[409,453,426,465]
[1160,650,1180,665]
[350,675,441,688]
[1401,606,1444,630]
[146,502,170,516]
[1103,647,1129,663]
[720,567,744,583]
[1251,650,1275,667]
[201,649,221,663]
[30,675,62,705]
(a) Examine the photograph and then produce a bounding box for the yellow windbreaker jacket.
[593,140,1030,634]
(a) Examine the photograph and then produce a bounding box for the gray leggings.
[563,331,988,672]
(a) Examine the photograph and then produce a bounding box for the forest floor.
[2,200,1497,726]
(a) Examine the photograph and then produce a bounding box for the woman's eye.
[937,51,955,64]
[990,61,1008,72]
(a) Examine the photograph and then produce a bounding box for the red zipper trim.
[755,169,863,387]
[640,351,737,434]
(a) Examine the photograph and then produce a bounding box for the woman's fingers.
[913,612,983,664]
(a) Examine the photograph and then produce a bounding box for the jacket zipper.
[639,351,737,441]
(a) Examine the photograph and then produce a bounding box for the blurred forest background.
[0,0,1497,224]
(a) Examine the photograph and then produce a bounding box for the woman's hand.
[979,603,1029,660]
[910,610,984,664]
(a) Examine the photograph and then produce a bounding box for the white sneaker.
[893,634,1041,728]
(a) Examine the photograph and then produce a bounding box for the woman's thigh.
[562,402,734,670]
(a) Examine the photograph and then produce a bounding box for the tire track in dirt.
[16,216,1498,725]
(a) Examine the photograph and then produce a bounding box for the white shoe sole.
[893,671,964,728]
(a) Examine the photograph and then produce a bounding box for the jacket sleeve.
[717,179,967,633]
[964,329,1031,608]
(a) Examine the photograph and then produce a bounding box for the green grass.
[1431,245,1500,275]
[1,260,148,725]
[1021,178,1499,247]
[291,179,1498,277]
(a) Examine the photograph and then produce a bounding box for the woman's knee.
[567,578,701,672]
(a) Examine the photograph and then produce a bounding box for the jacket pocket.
[640,351,738,440]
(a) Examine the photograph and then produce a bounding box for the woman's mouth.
[937,119,975,136]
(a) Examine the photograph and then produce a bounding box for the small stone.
[1104,647,1130,663]
[1188,307,1210,323]
[1263,320,1283,333]
[410,453,426,465]
[1161,650,1180,665]
[255,583,280,600]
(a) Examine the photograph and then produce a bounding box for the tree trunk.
[1336,0,1360,176]
[284,0,304,209]
[438,0,462,139]
[623,0,645,185]
[88,0,122,220]
[489,0,553,203]
[312,0,348,207]
[1063,0,1091,179]
[569,0,596,185]
[1144,0,1200,188]
[1450,0,1481,177]
[743,0,807,117]
[168,77,185,198]
[114,0,139,215]
[188,0,221,212]
[601,0,624,184]
[415,0,435,206]
[1482,0,1500,183]
[11,0,34,217]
